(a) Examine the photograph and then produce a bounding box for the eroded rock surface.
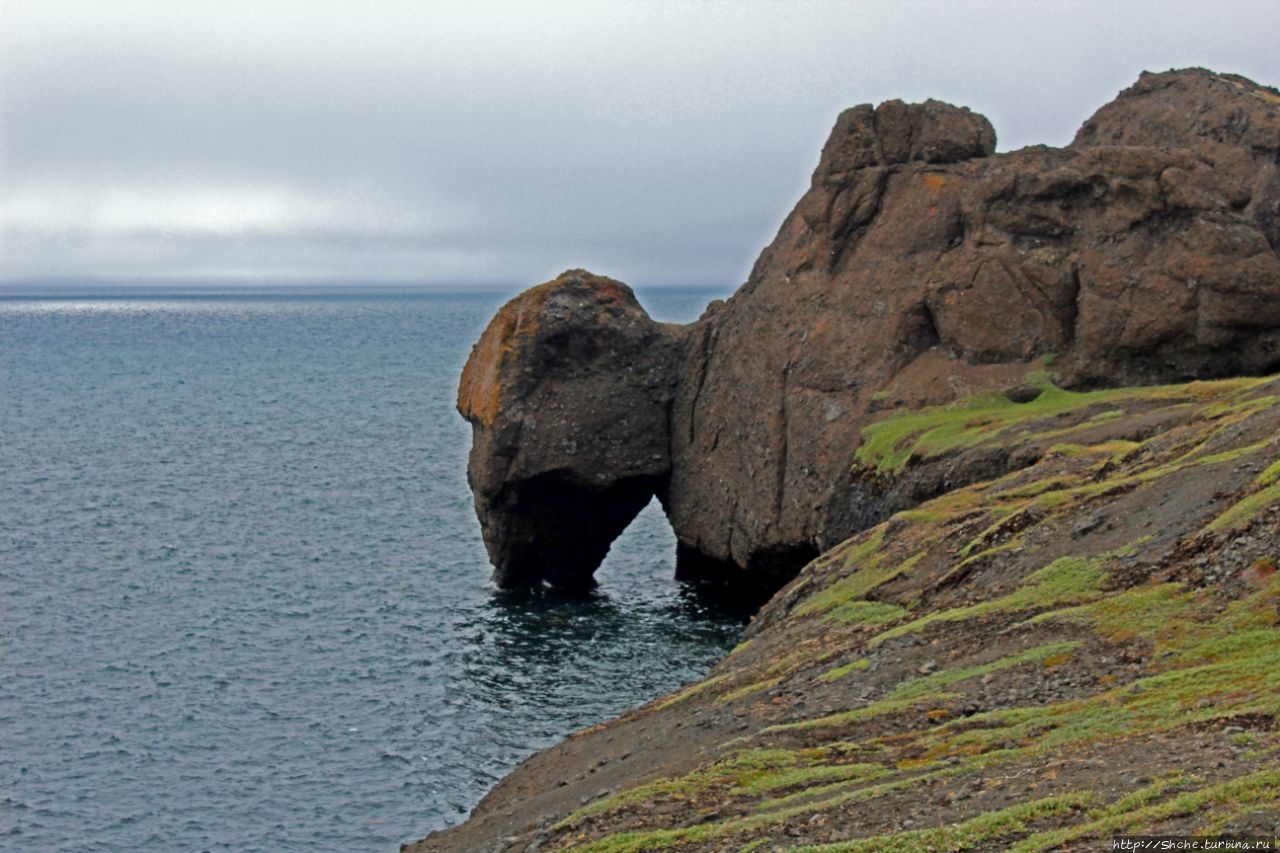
[670,68,1280,586]
[459,69,1280,593]
[458,270,683,590]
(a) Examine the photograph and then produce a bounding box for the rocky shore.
[412,69,1280,851]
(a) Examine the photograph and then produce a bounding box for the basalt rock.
[458,69,1280,594]
[457,271,683,590]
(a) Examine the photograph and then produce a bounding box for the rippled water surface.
[0,285,740,852]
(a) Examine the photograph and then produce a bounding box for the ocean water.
[0,285,741,852]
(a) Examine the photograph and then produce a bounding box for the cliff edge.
[423,69,1280,851]
[459,68,1280,595]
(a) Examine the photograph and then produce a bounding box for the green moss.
[841,526,888,569]
[573,592,1280,849]
[1030,583,1198,644]
[829,599,910,627]
[791,792,1094,852]
[556,748,802,829]
[716,676,785,704]
[853,376,1199,475]
[855,374,1277,476]
[572,768,964,852]
[730,761,888,795]
[996,473,1089,498]
[870,554,1109,647]
[798,545,920,617]
[765,646,834,676]
[1008,768,1280,852]
[1206,479,1280,532]
[760,694,959,736]
[887,641,1082,701]
[915,621,1280,765]
[1197,393,1280,422]
[820,658,871,683]
[651,672,731,711]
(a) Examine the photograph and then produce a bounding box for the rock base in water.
[457,271,683,590]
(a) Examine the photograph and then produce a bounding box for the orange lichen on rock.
[456,281,562,427]
[457,305,522,427]
[455,269,685,589]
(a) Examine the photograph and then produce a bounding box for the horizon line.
[0,276,739,294]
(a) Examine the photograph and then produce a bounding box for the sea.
[0,284,743,853]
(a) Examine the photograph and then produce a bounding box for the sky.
[2,0,1279,288]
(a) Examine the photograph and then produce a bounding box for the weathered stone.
[458,69,1280,595]
[666,69,1280,586]
[457,270,683,590]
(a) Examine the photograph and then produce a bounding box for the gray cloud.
[3,0,1279,286]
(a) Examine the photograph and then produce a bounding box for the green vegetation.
[793,792,1095,852]
[1206,477,1280,532]
[716,675,784,704]
[854,372,1272,475]
[1031,582,1197,644]
[543,374,1280,852]
[796,538,918,617]
[730,761,887,795]
[886,641,1081,701]
[650,672,731,711]
[819,657,870,683]
[1007,768,1280,852]
[757,695,958,736]
[828,599,910,627]
[555,748,803,828]
[869,554,1110,647]
[856,373,1167,474]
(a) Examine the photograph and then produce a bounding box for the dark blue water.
[0,285,740,852]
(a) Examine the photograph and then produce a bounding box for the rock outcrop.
[458,271,683,590]
[459,69,1280,594]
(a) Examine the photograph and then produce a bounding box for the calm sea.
[0,285,741,852]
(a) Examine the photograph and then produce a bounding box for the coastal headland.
[414,68,1280,851]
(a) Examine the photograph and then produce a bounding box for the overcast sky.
[2,0,1278,287]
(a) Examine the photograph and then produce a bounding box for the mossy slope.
[412,374,1280,852]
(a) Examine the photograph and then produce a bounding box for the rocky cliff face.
[426,66,1280,853]
[458,68,1280,595]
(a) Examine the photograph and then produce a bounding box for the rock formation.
[458,272,683,590]
[458,68,1280,594]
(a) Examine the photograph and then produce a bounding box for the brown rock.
[459,69,1280,594]
[457,270,683,590]
[666,69,1280,584]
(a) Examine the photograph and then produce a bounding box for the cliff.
[420,69,1280,850]
[459,68,1280,596]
